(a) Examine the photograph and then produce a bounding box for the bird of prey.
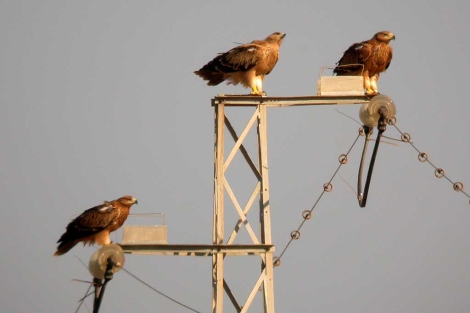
[194,32,286,95]
[54,195,138,256]
[333,31,395,95]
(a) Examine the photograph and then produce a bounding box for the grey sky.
[1,1,469,312]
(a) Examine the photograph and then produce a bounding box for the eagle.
[54,195,138,256]
[194,32,286,96]
[333,31,395,95]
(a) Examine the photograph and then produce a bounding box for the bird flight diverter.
[359,94,396,127]
[88,244,125,279]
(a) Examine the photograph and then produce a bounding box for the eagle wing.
[333,41,374,76]
[333,31,394,95]
[194,32,286,93]
[218,43,278,74]
[54,195,137,256]
[67,202,119,237]
[194,43,277,86]
[54,202,119,256]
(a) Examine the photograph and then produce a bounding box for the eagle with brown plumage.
[194,32,286,96]
[54,195,138,256]
[333,31,395,95]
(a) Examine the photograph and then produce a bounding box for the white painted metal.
[209,101,276,313]
[119,95,371,313]
[120,244,274,256]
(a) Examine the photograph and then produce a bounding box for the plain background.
[1,1,469,312]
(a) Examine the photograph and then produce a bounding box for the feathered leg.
[370,74,380,95]
[251,76,266,96]
[363,74,374,95]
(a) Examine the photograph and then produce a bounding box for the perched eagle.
[333,31,395,95]
[194,32,286,95]
[54,195,138,256]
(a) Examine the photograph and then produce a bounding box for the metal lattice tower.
[121,94,370,313]
[212,95,275,313]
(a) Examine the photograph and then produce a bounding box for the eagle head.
[374,31,395,43]
[118,195,138,206]
[265,32,286,43]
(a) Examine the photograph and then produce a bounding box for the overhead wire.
[274,132,362,265]
[55,96,468,313]
[68,112,467,309]
[73,256,94,313]
[392,123,469,201]
[73,256,202,313]
[274,112,469,267]
[75,282,93,313]
[122,267,202,313]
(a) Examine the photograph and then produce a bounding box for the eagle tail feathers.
[194,70,225,86]
[54,240,79,256]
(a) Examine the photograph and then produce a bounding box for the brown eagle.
[54,195,138,256]
[333,31,395,95]
[194,32,286,96]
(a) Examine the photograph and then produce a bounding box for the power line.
[274,116,469,266]
[122,267,202,313]
[274,132,362,266]
[75,282,93,313]
[392,123,469,201]
[72,255,202,313]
